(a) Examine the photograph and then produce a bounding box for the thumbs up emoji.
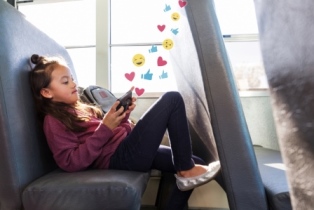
[164,4,171,12]
[159,70,168,79]
[141,69,153,80]
[149,45,158,53]
[171,28,179,35]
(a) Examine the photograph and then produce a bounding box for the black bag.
[79,85,117,113]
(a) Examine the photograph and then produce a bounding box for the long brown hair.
[29,54,103,132]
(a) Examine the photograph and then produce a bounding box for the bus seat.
[254,146,292,210]
[0,1,149,210]
[254,0,314,209]
[169,0,291,209]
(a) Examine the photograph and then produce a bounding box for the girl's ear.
[40,88,53,99]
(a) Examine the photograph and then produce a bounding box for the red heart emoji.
[125,72,135,81]
[157,56,167,66]
[179,0,187,8]
[157,24,166,32]
[135,87,145,96]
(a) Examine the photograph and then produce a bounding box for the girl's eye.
[62,80,69,84]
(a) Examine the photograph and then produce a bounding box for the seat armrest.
[23,169,150,210]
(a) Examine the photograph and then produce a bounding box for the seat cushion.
[22,169,150,210]
[254,146,292,210]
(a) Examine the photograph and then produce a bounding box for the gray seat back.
[0,2,74,208]
[170,0,268,209]
[254,0,314,209]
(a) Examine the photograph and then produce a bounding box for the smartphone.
[116,90,132,112]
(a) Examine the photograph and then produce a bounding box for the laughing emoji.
[132,54,145,67]
[171,12,180,21]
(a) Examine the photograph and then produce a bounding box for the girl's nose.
[72,80,77,87]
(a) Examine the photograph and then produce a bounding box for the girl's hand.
[102,101,126,130]
[125,97,136,114]
[128,118,136,130]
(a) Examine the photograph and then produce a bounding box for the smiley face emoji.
[132,54,145,67]
[171,12,180,21]
[162,39,174,50]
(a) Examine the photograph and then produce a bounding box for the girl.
[29,54,220,209]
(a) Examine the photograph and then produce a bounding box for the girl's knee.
[163,91,183,102]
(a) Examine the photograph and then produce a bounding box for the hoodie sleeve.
[43,115,113,172]
[119,112,132,134]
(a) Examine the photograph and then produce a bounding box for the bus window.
[18,0,96,88]
[214,0,268,91]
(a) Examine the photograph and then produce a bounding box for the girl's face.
[40,64,78,104]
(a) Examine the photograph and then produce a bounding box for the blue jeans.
[109,91,206,209]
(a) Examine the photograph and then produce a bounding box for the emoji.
[141,69,153,80]
[162,39,174,50]
[159,70,168,79]
[157,24,166,32]
[125,72,135,81]
[179,0,187,8]
[171,12,180,21]
[135,87,145,96]
[132,54,145,67]
[171,28,179,35]
[149,45,158,53]
[164,4,171,12]
[157,56,167,66]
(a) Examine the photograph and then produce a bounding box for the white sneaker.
[175,161,221,191]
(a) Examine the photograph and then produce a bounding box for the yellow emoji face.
[162,39,174,50]
[132,54,145,67]
[171,12,180,21]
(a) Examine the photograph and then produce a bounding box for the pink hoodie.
[43,114,131,172]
